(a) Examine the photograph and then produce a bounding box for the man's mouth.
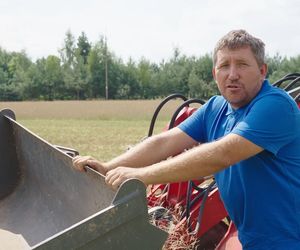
[227,84,240,89]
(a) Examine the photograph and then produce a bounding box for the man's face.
[212,46,267,109]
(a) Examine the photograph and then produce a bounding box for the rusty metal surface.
[0,110,115,247]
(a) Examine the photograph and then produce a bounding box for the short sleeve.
[178,106,206,142]
[232,95,299,155]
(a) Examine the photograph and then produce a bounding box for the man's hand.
[105,167,145,190]
[72,156,108,175]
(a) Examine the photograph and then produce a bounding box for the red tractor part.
[216,222,242,250]
[147,95,231,249]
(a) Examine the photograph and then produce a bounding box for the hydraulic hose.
[147,93,187,137]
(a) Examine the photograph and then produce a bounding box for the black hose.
[183,180,205,220]
[294,92,300,103]
[283,77,300,91]
[188,180,217,234]
[272,74,300,87]
[147,93,187,137]
[184,180,195,221]
[168,98,205,129]
[283,72,300,78]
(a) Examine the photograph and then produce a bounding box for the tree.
[1,31,299,101]
[59,30,76,67]
[87,38,106,98]
[72,55,89,99]
[137,58,154,98]
[44,55,64,100]
[194,54,214,83]
[156,49,193,97]
[187,54,217,99]
[0,50,32,100]
[188,68,204,98]
[0,48,11,86]
[23,58,46,100]
[115,59,140,99]
[77,32,91,65]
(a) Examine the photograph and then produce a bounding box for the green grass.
[19,118,168,161]
[1,99,192,161]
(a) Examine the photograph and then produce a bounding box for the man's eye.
[239,62,248,67]
[219,64,229,69]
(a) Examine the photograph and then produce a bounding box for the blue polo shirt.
[178,80,300,249]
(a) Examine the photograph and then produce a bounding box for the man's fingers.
[72,156,93,172]
[106,173,122,190]
[86,160,100,171]
[105,170,120,186]
[72,157,85,172]
[111,179,122,190]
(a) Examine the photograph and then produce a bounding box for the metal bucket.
[0,109,167,250]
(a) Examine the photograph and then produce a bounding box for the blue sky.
[0,0,299,62]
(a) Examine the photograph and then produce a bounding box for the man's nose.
[228,65,239,81]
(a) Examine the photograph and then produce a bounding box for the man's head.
[213,29,265,67]
[212,30,268,109]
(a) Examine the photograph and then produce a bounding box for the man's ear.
[260,63,268,79]
[212,68,216,81]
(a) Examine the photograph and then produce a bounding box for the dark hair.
[213,29,265,66]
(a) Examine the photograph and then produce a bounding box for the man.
[73,30,300,249]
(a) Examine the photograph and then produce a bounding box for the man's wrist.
[102,162,112,175]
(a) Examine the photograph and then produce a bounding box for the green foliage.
[0,31,299,101]
[77,32,91,65]
[0,49,32,100]
[86,38,106,98]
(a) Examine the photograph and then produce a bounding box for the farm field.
[0,99,186,161]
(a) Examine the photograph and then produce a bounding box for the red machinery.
[147,73,300,249]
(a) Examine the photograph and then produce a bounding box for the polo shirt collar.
[225,104,245,117]
[225,79,270,116]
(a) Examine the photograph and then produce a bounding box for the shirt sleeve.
[178,101,208,142]
[232,94,299,155]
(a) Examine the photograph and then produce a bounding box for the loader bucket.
[0,109,167,250]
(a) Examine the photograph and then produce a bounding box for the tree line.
[0,30,299,101]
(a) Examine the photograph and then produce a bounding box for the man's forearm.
[73,128,198,177]
[105,136,166,170]
[105,127,198,172]
[139,133,263,185]
[104,133,263,189]
[140,141,226,185]
[104,137,226,190]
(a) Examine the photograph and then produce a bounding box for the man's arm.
[72,127,198,175]
[105,133,263,189]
